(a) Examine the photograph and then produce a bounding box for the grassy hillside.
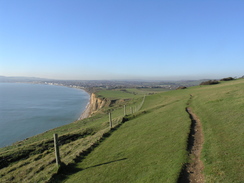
[0,89,148,182]
[63,90,190,183]
[62,79,244,183]
[0,79,243,182]
[190,79,244,182]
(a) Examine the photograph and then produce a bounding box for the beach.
[79,99,91,120]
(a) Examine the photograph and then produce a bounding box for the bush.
[220,77,234,81]
[176,86,187,90]
[200,80,219,85]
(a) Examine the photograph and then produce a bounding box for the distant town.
[0,76,210,92]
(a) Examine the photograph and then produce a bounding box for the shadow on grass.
[47,117,130,183]
[177,106,196,183]
[177,163,190,183]
[50,158,128,182]
[84,158,127,170]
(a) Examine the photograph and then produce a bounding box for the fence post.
[124,105,126,116]
[109,113,112,129]
[53,133,61,166]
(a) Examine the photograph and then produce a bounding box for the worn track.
[178,98,205,183]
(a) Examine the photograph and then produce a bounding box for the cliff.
[89,93,108,115]
[82,93,127,118]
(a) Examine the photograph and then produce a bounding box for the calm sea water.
[0,83,90,148]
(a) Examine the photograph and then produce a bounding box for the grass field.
[0,79,243,182]
[63,94,190,183]
[96,89,142,99]
[190,79,244,182]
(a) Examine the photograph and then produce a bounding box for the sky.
[0,0,243,80]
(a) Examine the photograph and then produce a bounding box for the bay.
[0,83,90,148]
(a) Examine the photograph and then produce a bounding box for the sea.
[0,83,90,148]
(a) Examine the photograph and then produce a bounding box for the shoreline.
[78,97,92,120]
[48,84,92,121]
[44,83,93,121]
[75,87,92,121]
[2,82,93,121]
[0,84,92,148]
[62,86,93,121]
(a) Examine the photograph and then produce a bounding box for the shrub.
[176,86,187,90]
[200,80,219,85]
[220,77,234,81]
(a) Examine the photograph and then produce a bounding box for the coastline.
[76,87,92,120]
[0,84,92,148]
[44,85,92,121]
[49,84,92,121]
[78,97,91,120]
[8,82,93,121]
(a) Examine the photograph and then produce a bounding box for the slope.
[62,79,244,183]
[1,79,243,183]
[62,90,191,183]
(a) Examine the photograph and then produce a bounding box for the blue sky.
[0,0,243,80]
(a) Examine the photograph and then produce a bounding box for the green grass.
[0,88,156,182]
[126,87,169,95]
[96,89,141,99]
[62,79,244,183]
[0,90,144,153]
[63,96,190,183]
[190,79,244,182]
[1,79,244,182]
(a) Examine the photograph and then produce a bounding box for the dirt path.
[186,107,205,183]
[178,106,205,183]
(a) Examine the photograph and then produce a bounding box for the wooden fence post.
[109,113,112,129]
[53,133,61,166]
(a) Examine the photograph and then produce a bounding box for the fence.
[53,95,146,167]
